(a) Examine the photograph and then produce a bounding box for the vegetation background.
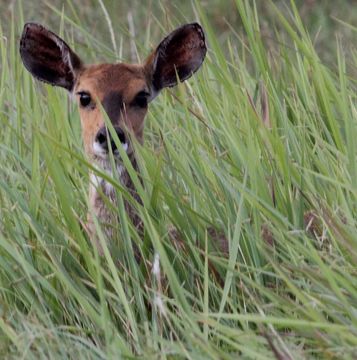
[0,0,356,358]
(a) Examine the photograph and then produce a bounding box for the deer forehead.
[75,63,149,101]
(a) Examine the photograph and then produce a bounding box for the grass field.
[1,0,357,358]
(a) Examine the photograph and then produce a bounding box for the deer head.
[19,22,206,164]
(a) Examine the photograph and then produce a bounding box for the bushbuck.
[20,22,207,254]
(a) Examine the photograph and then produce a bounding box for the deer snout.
[93,126,128,157]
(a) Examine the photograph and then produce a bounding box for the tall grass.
[0,0,356,358]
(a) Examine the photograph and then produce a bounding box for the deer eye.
[132,91,150,108]
[77,91,92,107]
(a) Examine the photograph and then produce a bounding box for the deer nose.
[95,126,126,152]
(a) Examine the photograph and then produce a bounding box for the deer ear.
[19,23,83,91]
[145,23,206,93]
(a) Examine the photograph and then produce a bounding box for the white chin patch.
[93,141,129,158]
[93,141,107,158]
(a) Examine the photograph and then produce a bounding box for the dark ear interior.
[145,23,207,92]
[20,23,83,91]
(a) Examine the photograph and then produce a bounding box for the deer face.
[19,23,206,164]
[74,63,149,159]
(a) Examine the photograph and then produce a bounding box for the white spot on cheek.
[122,143,128,152]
